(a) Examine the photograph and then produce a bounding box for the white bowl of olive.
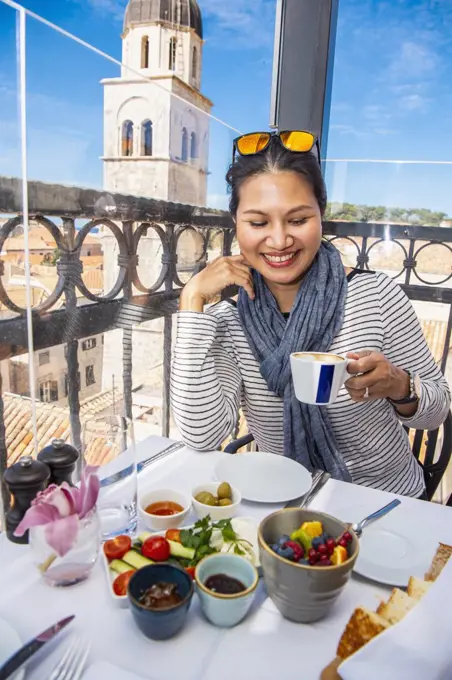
[191,481,241,520]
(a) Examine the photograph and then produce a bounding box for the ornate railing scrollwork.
[0,176,451,513]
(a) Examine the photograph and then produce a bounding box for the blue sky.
[0,0,452,215]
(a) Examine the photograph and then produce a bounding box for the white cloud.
[330,124,369,139]
[397,93,431,112]
[388,41,438,80]
[76,0,126,20]
[73,0,276,50]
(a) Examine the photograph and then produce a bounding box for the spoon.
[350,499,401,537]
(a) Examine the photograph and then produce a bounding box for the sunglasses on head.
[232,130,319,161]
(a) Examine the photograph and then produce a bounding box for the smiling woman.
[170,134,451,497]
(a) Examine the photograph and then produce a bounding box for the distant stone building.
[101,0,211,204]
[101,0,211,416]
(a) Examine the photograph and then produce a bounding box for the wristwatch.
[388,370,421,405]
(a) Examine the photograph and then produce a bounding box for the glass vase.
[29,508,101,587]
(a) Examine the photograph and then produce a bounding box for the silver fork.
[49,636,90,680]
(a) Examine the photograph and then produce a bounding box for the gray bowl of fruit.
[191,481,241,520]
[258,508,359,623]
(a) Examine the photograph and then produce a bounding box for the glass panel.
[0,0,277,508]
[327,0,452,501]
[0,2,36,528]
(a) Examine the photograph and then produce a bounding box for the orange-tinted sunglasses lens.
[280,131,315,152]
[236,132,271,155]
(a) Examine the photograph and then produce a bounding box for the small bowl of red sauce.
[138,489,191,531]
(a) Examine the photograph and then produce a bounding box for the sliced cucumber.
[135,531,152,546]
[168,540,195,561]
[110,559,134,575]
[122,550,154,569]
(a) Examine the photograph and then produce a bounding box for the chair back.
[404,411,452,500]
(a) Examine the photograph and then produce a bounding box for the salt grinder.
[37,438,80,486]
[4,455,50,544]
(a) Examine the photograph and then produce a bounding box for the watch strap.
[388,370,419,405]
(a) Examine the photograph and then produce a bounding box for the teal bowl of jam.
[128,564,194,640]
[195,553,259,628]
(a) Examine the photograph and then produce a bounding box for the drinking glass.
[29,508,101,587]
[82,415,137,539]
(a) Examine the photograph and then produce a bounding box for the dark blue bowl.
[127,564,194,641]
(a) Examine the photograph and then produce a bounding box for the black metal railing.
[1,176,452,507]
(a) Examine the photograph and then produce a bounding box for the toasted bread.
[321,658,343,680]
[376,588,417,625]
[407,575,431,600]
[425,543,452,582]
[337,607,390,660]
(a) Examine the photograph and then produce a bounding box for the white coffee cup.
[290,352,350,405]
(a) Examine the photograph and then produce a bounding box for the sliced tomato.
[103,535,132,562]
[112,570,135,596]
[165,529,181,543]
[185,566,196,579]
[142,536,170,562]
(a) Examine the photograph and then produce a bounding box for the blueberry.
[299,558,309,565]
[278,534,291,546]
[312,537,323,550]
[270,544,279,553]
[321,532,331,544]
[278,546,294,560]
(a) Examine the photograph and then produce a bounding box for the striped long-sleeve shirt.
[170,270,451,497]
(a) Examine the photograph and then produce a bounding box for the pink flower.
[14,470,100,557]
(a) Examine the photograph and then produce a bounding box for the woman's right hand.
[179,255,254,312]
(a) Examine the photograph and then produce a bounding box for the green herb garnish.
[179,515,253,566]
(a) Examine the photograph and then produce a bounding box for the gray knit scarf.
[237,241,351,481]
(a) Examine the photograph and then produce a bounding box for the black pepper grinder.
[4,455,51,544]
[37,438,80,487]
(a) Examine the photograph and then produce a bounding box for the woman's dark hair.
[226,136,327,217]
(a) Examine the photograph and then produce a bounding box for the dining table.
[1,435,452,680]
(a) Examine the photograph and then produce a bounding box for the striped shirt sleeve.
[170,310,242,451]
[377,273,451,430]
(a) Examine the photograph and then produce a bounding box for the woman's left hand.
[345,350,410,402]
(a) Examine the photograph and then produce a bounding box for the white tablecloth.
[1,436,452,680]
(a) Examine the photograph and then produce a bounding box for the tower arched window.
[190,131,197,160]
[169,37,177,71]
[192,46,197,79]
[141,120,153,156]
[141,36,149,69]
[121,120,134,157]
[181,127,188,162]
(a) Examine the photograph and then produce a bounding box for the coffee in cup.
[290,352,350,405]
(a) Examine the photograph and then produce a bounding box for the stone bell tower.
[101,0,213,206]
[100,0,212,412]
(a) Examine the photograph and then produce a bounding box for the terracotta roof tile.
[4,388,124,467]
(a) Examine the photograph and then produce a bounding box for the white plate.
[334,503,435,587]
[0,618,25,680]
[214,452,311,503]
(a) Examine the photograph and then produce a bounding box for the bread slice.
[407,575,431,600]
[321,658,343,680]
[337,607,390,660]
[425,543,452,582]
[376,588,417,625]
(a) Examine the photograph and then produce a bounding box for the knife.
[100,441,185,488]
[0,615,75,680]
[284,470,331,509]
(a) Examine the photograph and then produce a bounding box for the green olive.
[195,491,217,506]
[218,498,233,506]
[217,481,232,500]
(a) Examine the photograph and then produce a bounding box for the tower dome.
[124,0,203,39]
